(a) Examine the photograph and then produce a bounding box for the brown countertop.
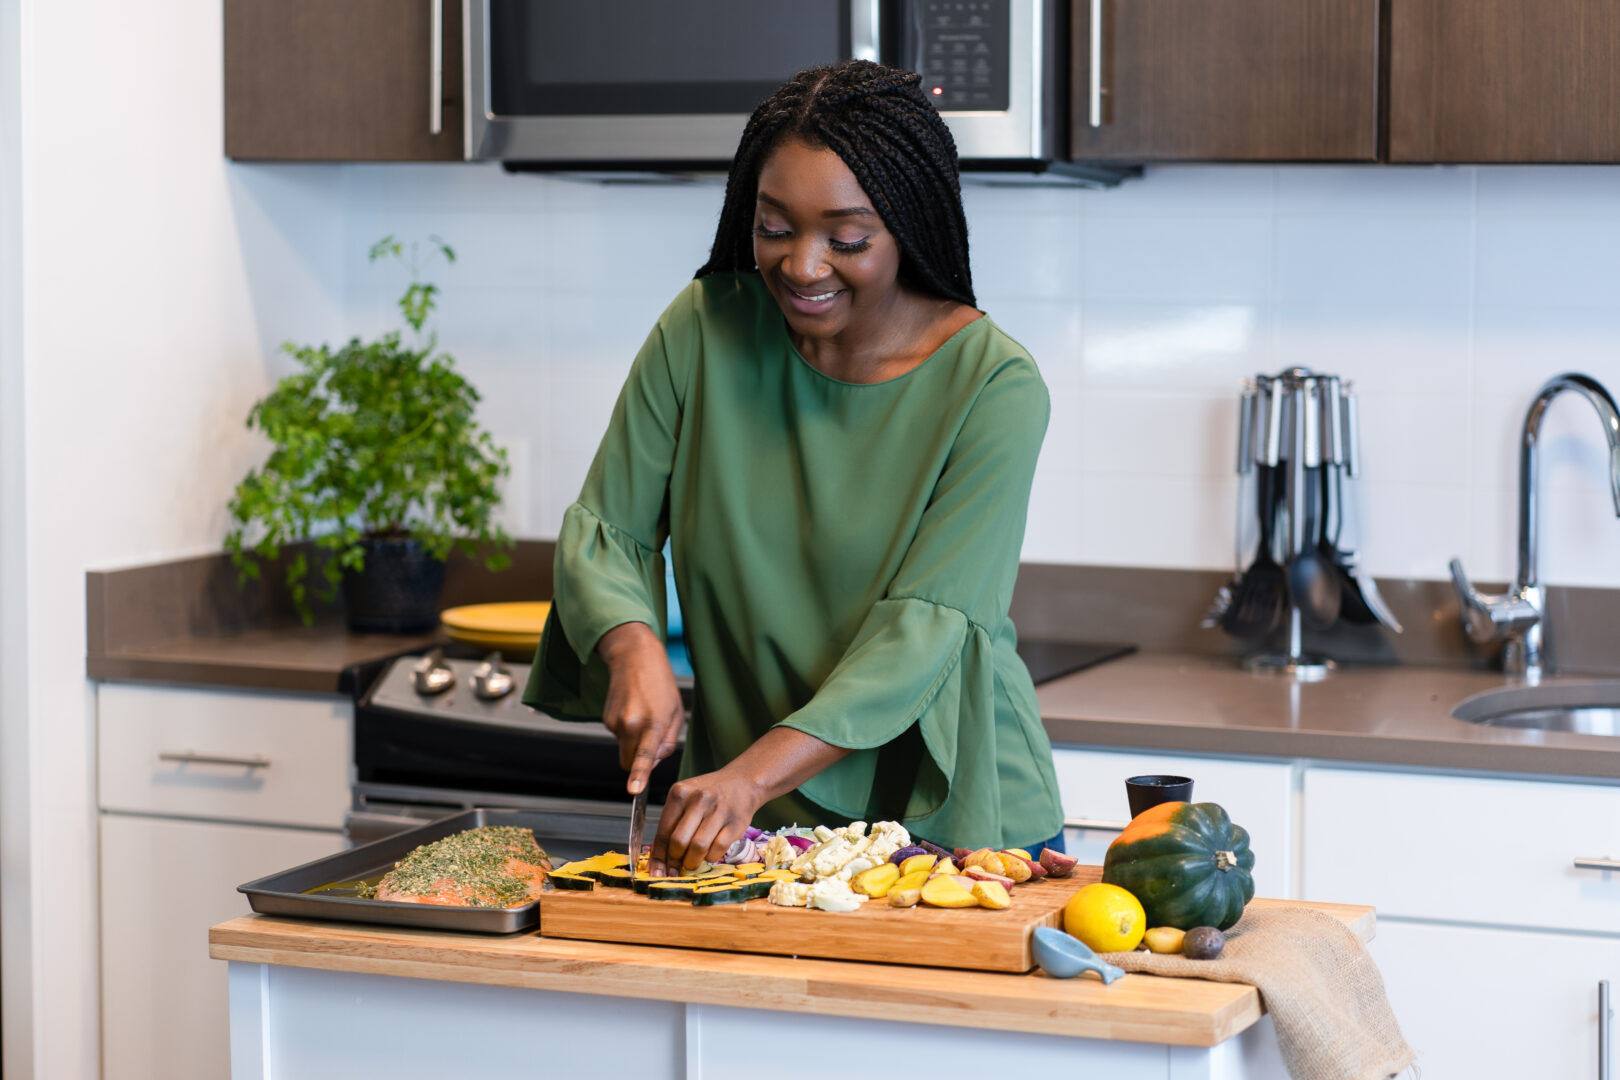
[1038,652,1620,780]
[208,887,1375,1048]
[86,542,556,695]
[86,623,444,695]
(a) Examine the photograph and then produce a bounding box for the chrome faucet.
[1450,372,1620,682]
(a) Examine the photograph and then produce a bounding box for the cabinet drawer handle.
[158,750,270,769]
[1088,0,1105,127]
[1601,980,1612,1080]
[1575,858,1620,873]
[428,0,444,135]
[1065,817,1129,833]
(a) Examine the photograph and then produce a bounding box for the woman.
[525,60,1063,875]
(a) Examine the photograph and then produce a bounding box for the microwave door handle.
[429,0,444,135]
[849,0,881,62]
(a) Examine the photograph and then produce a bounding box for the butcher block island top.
[209,871,1374,1049]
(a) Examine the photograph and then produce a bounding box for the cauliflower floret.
[761,835,797,870]
[768,881,812,907]
[795,835,850,880]
[843,821,868,840]
[863,821,911,864]
[809,836,860,879]
[807,879,866,912]
[835,856,878,882]
[812,825,836,843]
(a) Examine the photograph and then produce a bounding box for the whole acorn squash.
[1101,801,1255,931]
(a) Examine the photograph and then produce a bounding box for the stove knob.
[411,647,455,696]
[472,652,514,701]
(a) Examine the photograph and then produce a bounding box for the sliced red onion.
[744,826,765,841]
[784,835,815,852]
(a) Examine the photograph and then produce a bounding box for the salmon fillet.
[370,826,552,909]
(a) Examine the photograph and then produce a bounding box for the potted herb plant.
[226,236,511,632]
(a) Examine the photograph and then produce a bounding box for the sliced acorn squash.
[545,872,596,891]
[646,881,700,901]
[583,867,635,887]
[692,878,773,906]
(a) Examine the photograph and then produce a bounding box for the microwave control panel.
[912,0,1011,113]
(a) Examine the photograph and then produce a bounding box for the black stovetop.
[1015,639,1136,685]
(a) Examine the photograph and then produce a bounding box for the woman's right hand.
[597,621,685,796]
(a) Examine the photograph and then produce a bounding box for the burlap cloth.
[1103,905,1415,1080]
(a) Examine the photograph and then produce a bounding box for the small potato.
[921,875,977,909]
[851,862,901,898]
[1004,848,1032,861]
[997,852,1032,883]
[932,858,959,876]
[963,866,1015,890]
[1039,848,1079,878]
[971,880,1011,910]
[899,853,938,877]
[961,848,995,870]
[892,869,931,894]
[979,853,1007,877]
[1183,926,1226,960]
[1144,926,1186,955]
[888,887,922,908]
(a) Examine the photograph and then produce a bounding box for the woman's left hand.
[648,766,765,877]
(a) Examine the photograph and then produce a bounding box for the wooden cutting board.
[539,867,1106,973]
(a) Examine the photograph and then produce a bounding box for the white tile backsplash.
[333,163,1620,587]
[1274,215,1475,307]
[1474,216,1620,309]
[1082,216,1274,303]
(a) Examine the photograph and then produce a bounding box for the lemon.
[1063,883,1146,953]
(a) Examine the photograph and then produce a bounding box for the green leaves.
[226,236,512,625]
[370,234,456,334]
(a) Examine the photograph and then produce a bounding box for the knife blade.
[627,788,647,875]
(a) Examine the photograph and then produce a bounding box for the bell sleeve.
[523,292,693,720]
[774,356,1051,847]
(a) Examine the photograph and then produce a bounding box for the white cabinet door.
[1369,920,1620,1078]
[1304,767,1620,933]
[1050,748,1294,898]
[100,813,343,1080]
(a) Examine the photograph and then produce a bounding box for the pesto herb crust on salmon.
[366,826,552,908]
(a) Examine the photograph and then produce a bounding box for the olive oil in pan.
[302,874,385,898]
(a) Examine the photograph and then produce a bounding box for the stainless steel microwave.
[464,1,1070,170]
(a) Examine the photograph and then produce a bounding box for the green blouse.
[523,271,1063,850]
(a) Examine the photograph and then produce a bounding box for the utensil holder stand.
[1243,608,1334,682]
[1238,367,1345,681]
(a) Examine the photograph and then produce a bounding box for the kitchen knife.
[628,788,648,875]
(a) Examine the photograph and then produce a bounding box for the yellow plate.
[439,601,551,635]
[441,626,541,656]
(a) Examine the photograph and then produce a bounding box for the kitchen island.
[210,890,1373,1080]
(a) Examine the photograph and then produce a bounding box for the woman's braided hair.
[695,60,975,306]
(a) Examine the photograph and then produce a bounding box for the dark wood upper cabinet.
[1069,0,1381,163]
[225,0,463,162]
[1390,0,1620,162]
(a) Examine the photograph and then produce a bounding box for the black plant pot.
[341,537,447,634]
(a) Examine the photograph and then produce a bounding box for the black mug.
[1125,774,1194,818]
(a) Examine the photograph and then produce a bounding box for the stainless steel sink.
[1453,683,1620,736]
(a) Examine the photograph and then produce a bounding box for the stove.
[1016,639,1137,685]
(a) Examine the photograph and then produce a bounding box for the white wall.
[0,0,34,1074]
[342,162,1620,588]
[2,2,346,1077]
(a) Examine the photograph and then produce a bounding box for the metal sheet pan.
[237,808,605,934]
